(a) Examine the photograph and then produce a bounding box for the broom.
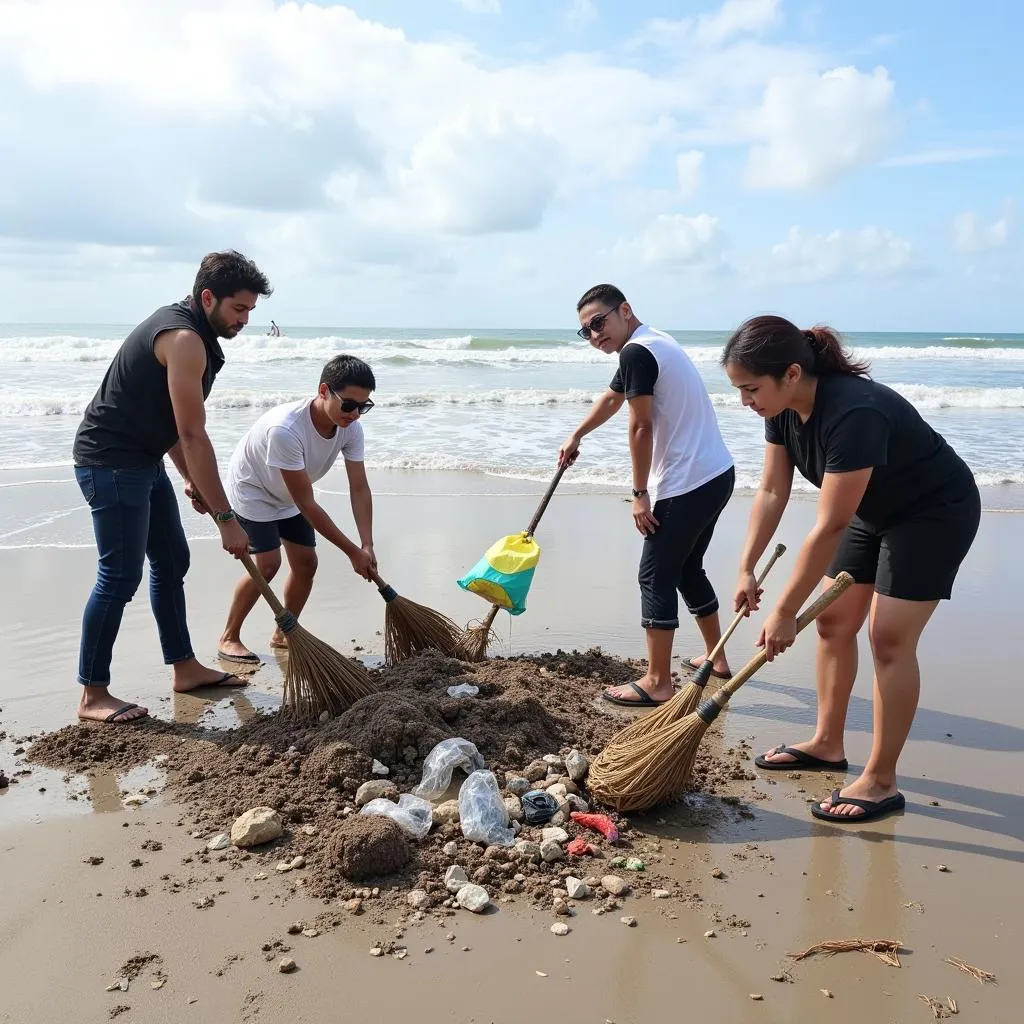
[613,542,787,744]
[369,571,465,665]
[458,461,569,662]
[587,572,854,813]
[238,552,375,719]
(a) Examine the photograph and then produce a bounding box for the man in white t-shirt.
[216,354,378,663]
[558,284,736,707]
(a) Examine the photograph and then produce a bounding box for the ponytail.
[722,315,870,379]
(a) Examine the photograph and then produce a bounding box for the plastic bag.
[359,794,433,840]
[412,738,485,801]
[457,532,540,615]
[446,683,480,698]
[458,770,515,847]
[522,789,559,825]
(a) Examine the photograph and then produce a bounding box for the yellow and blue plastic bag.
[457,531,540,616]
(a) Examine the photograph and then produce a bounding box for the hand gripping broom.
[587,572,854,813]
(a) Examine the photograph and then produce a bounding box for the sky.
[0,0,1019,331]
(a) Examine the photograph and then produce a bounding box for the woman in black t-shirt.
[722,315,980,825]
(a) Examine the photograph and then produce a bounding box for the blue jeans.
[75,463,194,685]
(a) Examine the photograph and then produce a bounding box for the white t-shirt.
[610,324,733,502]
[226,399,365,522]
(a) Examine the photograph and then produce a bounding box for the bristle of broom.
[455,621,497,663]
[383,595,464,665]
[280,621,374,720]
[587,711,711,813]
[608,678,706,745]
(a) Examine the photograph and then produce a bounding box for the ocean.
[1,323,1022,548]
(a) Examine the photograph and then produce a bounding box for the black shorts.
[235,511,316,554]
[827,487,981,602]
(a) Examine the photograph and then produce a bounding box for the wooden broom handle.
[707,571,854,709]
[705,542,787,661]
[525,462,569,538]
[239,551,289,619]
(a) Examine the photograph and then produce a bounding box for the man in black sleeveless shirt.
[72,250,272,724]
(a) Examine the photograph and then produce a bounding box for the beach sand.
[1,473,1021,1023]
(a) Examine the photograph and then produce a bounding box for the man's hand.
[733,571,764,616]
[184,481,207,515]
[349,546,374,580]
[361,543,378,576]
[632,493,659,536]
[757,608,797,661]
[558,433,581,467]
[218,518,250,559]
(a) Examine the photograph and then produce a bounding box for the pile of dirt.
[28,651,755,915]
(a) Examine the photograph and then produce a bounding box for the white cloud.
[952,203,1015,253]
[768,225,915,282]
[882,147,1004,168]
[695,0,780,46]
[613,214,727,271]
[563,0,597,30]
[742,66,896,189]
[454,0,501,13]
[675,150,705,200]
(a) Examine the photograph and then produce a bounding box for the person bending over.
[72,250,272,724]
[559,284,736,706]
[723,315,980,824]
[216,355,377,662]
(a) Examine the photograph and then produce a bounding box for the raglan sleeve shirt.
[609,344,659,398]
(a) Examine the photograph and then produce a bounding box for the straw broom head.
[456,603,501,663]
[379,587,465,665]
[588,573,853,813]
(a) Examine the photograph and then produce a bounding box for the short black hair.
[576,283,627,312]
[192,250,273,305]
[320,354,376,392]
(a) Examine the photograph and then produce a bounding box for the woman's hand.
[632,493,659,536]
[733,571,763,615]
[757,608,797,661]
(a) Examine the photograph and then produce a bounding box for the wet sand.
[1,475,1021,1022]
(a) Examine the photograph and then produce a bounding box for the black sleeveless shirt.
[73,298,226,468]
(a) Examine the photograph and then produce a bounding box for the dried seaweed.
[788,937,904,967]
[944,956,996,983]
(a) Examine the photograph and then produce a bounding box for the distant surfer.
[268,320,281,337]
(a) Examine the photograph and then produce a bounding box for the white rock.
[542,826,569,844]
[505,777,530,797]
[565,750,588,782]
[300,824,317,836]
[355,780,397,807]
[542,754,565,768]
[602,875,628,897]
[515,840,542,859]
[407,889,430,910]
[276,861,293,873]
[550,923,570,936]
[566,877,590,900]
[549,810,567,827]
[444,865,469,893]
[456,883,490,913]
[230,807,284,848]
[371,760,390,776]
[652,889,671,899]
[433,799,461,826]
[504,796,524,822]
[546,784,568,802]
[442,841,459,858]
[553,898,570,916]
[290,855,305,870]
[123,794,149,806]
[621,916,637,927]
[206,833,230,852]
[565,794,590,814]
[540,839,564,863]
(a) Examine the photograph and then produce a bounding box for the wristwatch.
[631,488,648,498]
[213,509,237,523]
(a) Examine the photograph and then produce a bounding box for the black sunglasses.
[577,304,621,340]
[329,389,375,415]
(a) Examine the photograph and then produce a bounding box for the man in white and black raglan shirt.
[559,284,735,707]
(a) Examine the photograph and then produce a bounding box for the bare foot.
[816,775,900,818]
[78,687,149,724]
[268,631,288,650]
[172,661,250,693]
[216,636,260,663]
[603,675,674,704]
[758,739,845,766]
[684,653,731,677]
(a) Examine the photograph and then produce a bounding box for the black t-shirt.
[765,373,973,527]
[609,344,659,397]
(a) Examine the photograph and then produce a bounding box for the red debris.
[570,812,619,844]
[566,837,595,858]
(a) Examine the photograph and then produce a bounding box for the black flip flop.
[811,788,906,824]
[601,682,670,707]
[754,745,849,772]
[682,656,729,680]
[103,703,148,724]
[217,649,262,664]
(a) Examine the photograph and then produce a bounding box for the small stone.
[300,824,317,836]
[749,993,764,1001]
[279,958,297,973]
[123,794,149,806]
[549,810,567,827]
[433,799,461,826]
[302,929,319,938]
[820,989,833,998]
[276,862,293,873]
[443,841,459,858]
[542,826,569,844]
[524,762,547,783]
[206,833,230,852]
[355,780,398,807]
[515,840,542,860]
[610,856,627,869]
[253,872,268,881]
[625,858,645,872]
[408,889,430,910]
[535,971,548,977]
[444,865,469,893]
[542,754,565,769]
[506,777,530,797]
[704,930,716,938]
[318,711,330,723]
[231,807,284,848]
[937,864,950,872]
[344,898,363,914]
[565,794,590,814]
[290,855,305,870]
[566,877,590,900]
[287,922,303,935]
[456,883,490,913]
[540,839,564,863]
[565,750,588,782]
[652,889,671,899]
[601,875,628,897]
[371,760,389,776]
[550,923,570,936]
[620,916,637,927]
[369,948,384,958]
[504,796,524,822]
[711,867,725,879]
[553,898,570,916]
[546,783,568,801]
